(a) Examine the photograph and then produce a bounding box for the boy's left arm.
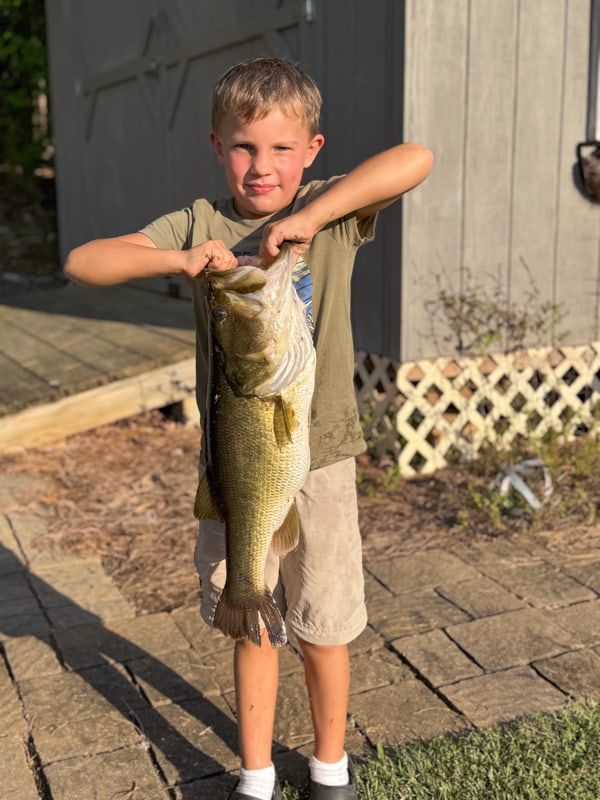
[259,142,433,261]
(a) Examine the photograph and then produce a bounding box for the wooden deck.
[0,283,197,452]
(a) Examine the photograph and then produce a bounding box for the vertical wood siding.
[403,0,600,361]
[316,0,405,359]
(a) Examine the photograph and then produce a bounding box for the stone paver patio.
[1,471,599,798]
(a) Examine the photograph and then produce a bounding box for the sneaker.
[308,755,358,799]
[228,773,283,800]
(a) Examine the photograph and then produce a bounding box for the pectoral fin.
[273,396,298,446]
[271,502,300,555]
[193,472,223,521]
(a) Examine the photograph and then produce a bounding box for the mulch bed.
[1,411,599,616]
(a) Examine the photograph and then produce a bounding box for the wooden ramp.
[0,283,197,452]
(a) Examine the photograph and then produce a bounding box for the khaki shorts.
[194,457,367,646]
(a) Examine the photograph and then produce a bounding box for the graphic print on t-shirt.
[291,255,314,336]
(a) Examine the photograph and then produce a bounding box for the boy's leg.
[297,639,350,762]
[235,631,279,768]
[280,457,366,793]
[194,517,283,792]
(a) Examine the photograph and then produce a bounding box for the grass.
[282,700,600,799]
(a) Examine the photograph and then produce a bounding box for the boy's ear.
[304,134,325,168]
[210,131,224,164]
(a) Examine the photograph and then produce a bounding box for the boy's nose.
[251,152,273,176]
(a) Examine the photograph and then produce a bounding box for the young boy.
[65,58,433,800]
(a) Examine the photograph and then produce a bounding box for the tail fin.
[214,587,287,647]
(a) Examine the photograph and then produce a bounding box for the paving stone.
[6,512,82,570]
[43,746,164,800]
[78,662,149,711]
[440,666,566,728]
[363,569,394,604]
[127,649,221,705]
[3,633,63,681]
[0,610,49,639]
[369,590,470,639]
[0,542,25,576]
[0,735,40,799]
[391,629,483,687]
[0,572,38,608]
[561,559,600,594]
[545,600,600,647]
[348,624,386,656]
[171,607,235,655]
[350,646,413,695]
[476,560,595,607]
[0,473,48,514]
[436,576,526,618]
[272,672,316,749]
[136,695,239,783]
[33,710,141,765]
[0,659,28,737]
[19,663,145,728]
[44,603,104,628]
[54,613,190,668]
[534,649,600,698]
[172,774,237,799]
[53,623,121,668]
[446,608,583,670]
[108,613,192,654]
[349,681,468,747]
[31,562,133,620]
[450,538,548,566]
[0,514,26,573]
[366,550,481,595]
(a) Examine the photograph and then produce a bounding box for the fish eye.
[212,306,228,324]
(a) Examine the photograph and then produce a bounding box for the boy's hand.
[259,210,320,262]
[183,240,237,276]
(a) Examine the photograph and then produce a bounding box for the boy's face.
[210,106,324,220]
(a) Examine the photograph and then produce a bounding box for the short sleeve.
[294,178,378,248]
[140,207,194,250]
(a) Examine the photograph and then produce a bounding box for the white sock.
[237,764,276,800]
[309,752,349,787]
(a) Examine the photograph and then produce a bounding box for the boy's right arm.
[64,233,237,286]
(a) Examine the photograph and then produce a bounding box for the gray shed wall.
[402,0,600,360]
[45,0,405,358]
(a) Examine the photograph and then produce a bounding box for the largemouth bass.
[194,245,316,647]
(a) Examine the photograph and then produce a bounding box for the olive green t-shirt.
[141,178,377,470]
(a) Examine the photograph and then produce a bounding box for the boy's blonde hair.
[212,57,322,137]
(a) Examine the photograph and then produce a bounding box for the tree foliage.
[0,0,50,175]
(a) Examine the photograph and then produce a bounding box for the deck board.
[0,283,198,450]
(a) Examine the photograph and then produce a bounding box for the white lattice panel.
[354,343,600,476]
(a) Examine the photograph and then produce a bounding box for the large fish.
[194,245,316,647]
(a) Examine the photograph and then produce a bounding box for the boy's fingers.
[258,236,282,263]
[207,248,237,271]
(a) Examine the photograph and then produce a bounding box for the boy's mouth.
[247,184,277,195]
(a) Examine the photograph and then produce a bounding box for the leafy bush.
[0,0,51,177]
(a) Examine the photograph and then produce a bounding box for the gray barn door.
[46,0,315,257]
